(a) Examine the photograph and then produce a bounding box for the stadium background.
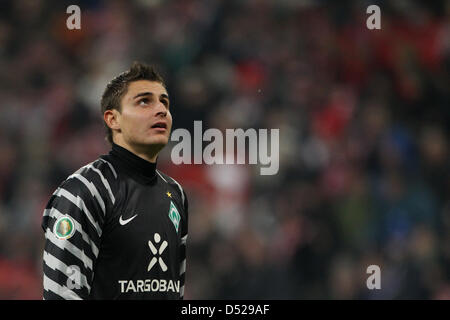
[0,0,449,299]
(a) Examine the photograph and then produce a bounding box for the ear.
[104,109,121,131]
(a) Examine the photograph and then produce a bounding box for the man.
[42,62,188,300]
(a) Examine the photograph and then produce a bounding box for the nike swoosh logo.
[119,214,138,226]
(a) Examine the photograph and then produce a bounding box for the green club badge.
[53,216,75,240]
[168,201,181,233]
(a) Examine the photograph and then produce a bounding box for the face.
[113,80,172,152]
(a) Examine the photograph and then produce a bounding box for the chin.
[144,136,169,148]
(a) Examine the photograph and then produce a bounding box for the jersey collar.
[110,143,157,183]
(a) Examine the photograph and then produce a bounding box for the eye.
[138,98,149,106]
[161,99,170,109]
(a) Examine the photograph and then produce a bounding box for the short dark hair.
[101,61,166,144]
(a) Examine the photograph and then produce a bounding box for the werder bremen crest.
[168,201,181,233]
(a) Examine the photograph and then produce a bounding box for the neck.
[113,138,160,163]
[109,142,158,183]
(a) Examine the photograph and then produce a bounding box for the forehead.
[124,80,167,98]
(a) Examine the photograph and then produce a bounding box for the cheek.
[167,112,173,129]
[121,112,146,134]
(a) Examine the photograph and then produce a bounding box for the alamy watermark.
[66,265,81,290]
[66,5,81,30]
[366,5,381,30]
[170,121,279,176]
[366,265,381,290]
[67,4,381,31]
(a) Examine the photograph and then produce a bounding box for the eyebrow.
[133,92,170,101]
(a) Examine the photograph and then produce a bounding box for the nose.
[155,102,167,118]
[156,109,167,117]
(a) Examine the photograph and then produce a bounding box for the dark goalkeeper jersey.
[42,143,188,300]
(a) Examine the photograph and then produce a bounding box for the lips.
[151,122,167,129]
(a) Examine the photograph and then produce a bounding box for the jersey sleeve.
[41,162,115,300]
[179,189,188,299]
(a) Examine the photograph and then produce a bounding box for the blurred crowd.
[0,0,449,299]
